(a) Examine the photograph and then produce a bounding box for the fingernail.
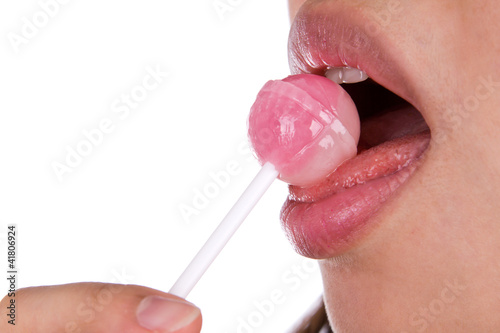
[136,296,201,332]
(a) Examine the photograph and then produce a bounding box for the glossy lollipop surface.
[248,74,360,186]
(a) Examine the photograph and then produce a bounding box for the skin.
[2,1,499,332]
[288,0,500,332]
[0,283,202,332]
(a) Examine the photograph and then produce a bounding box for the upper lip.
[288,1,423,125]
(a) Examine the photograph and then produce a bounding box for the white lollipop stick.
[169,161,279,298]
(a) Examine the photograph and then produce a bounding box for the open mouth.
[280,3,432,259]
[288,78,430,203]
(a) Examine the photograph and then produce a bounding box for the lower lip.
[280,132,430,259]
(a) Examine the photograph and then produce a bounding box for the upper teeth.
[326,67,368,84]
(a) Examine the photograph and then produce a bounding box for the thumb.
[0,282,202,333]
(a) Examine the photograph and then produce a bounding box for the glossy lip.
[281,2,431,259]
[288,1,423,111]
[282,131,430,259]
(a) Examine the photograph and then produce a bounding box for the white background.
[0,0,323,332]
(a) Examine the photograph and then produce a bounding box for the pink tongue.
[358,105,429,150]
[248,74,361,186]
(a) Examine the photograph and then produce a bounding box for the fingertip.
[136,295,202,333]
[0,283,202,333]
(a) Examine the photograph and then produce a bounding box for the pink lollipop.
[249,74,360,186]
[170,74,360,298]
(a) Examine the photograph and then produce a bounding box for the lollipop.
[248,74,359,186]
[170,74,360,298]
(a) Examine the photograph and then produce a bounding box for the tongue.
[357,105,430,151]
[288,103,431,202]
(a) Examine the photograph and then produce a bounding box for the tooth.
[325,67,344,84]
[342,67,368,83]
[326,67,368,84]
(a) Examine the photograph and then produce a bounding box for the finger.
[0,282,202,333]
